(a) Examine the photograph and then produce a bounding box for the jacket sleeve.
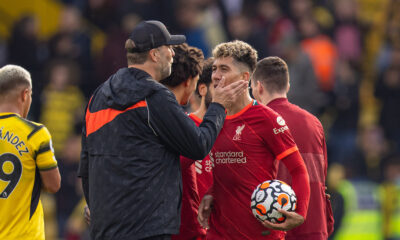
[146,89,225,160]
[78,114,90,205]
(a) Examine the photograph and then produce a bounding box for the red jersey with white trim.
[189,114,214,199]
[207,100,299,240]
[269,98,333,240]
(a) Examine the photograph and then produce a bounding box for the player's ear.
[257,81,264,95]
[149,49,158,62]
[198,83,207,97]
[20,88,29,102]
[183,78,191,87]
[242,71,250,82]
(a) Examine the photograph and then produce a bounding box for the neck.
[0,103,23,116]
[193,98,208,120]
[168,85,186,105]
[260,92,287,106]
[226,92,253,115]
[128,64,159,81]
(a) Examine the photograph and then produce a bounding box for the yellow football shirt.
[0,112,58,240]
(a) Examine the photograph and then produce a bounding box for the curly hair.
[160,43,204,87]
[212,40,258,72]
[195,57,213,97]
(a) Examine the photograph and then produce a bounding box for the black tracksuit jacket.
[78,67,225,240]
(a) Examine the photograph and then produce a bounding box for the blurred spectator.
[289,0,334,34]
[298,16,338,93]
[348,125,390,181]
[39,59,85,156]
[280,32,327,115]
[197,0,228,52]
[380,155,400,240]
[254,0,295,56]
[333,172,383,239]
[64,198,90,240]
[175,1,211,56]
[328,60,360,164]
[8,15,43,75]
[330,127,385,239]
[220,0,243,16]
[375,62,400,152]
[227,14,267,58]
[289,0,313,21]
[327,163,345,240]
[48,6,93,97]
[332,0,363,65]
[0,37,7,67]
[7,15,46,121]
[96,13,141,84]
[117,0,169,27]
[376,11,400,74]
[83,0,119,30]
[56,133,84,239]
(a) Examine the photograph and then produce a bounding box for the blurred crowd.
[1,0,400,239]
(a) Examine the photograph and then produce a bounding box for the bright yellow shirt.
[0,113,57,240]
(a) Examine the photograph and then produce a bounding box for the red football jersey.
[207,100,300,240]
[269,98,333,240]
[172,114,207,240]
[189,114,214,200]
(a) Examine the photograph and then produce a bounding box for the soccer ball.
[250,179,297,223]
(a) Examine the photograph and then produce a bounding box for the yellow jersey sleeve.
[29,126,58,171]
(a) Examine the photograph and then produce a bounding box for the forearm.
[148,93,226,159]
[281,151,310,218]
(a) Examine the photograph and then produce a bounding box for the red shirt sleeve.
[280,150,310,219]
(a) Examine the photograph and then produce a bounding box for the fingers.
[215,76,226,89]
[198,195,213,229]
[197,207,210,229]
[261,210,304,231]
[261,220,285,230]
[198,201,209,225]
[84,205,91,225]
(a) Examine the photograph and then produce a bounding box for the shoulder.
[290,103,323,128]
[249,104,281,122]
[148,83,177,104]
[20,119,51,142]
[13,116,46,138]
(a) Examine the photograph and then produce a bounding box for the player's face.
[212,56,244,88]
[158,45,175,80]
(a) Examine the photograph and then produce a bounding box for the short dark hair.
[160,43,204,87]
[125,39,149,65]
[212,40,258,72]
[195,57,213,97]
[252,56,289,93]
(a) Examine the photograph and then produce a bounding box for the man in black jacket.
[78,20,247,240]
